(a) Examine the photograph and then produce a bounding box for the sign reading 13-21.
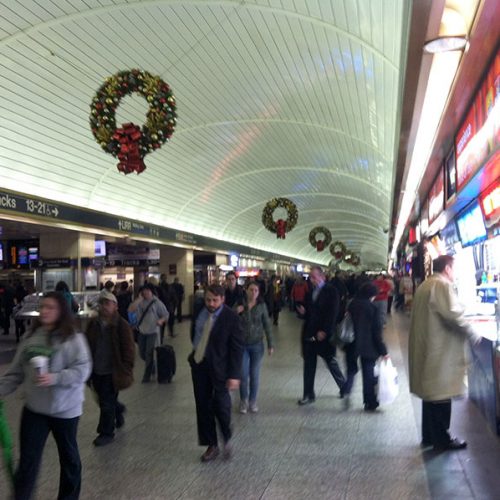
[25,199,60,217]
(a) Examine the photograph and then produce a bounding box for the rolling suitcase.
[156,344,176,383]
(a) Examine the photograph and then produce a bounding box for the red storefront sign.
[480,179,500,228]
[455,50,500,193]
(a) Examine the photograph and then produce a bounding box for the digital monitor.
[17,246,28,265]
[95,240,106,257]
[455,203,488,247]
[0,242,3,261]
[28,247,38,261]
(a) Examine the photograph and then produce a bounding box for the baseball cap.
[99,290,117,303]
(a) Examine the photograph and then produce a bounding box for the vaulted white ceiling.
[0,0,410,266]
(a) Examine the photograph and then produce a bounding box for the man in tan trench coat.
[409,255,481,450]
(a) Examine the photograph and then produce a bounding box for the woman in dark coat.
[341,282,389,411]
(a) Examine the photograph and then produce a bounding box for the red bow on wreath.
[316,240,325,251]
[275,219,287,239]
[334,251,344,260]
[113,123,146,174]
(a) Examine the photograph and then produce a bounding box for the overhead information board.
[0,189,298,264]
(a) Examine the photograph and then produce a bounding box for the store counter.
[467,316,500,435]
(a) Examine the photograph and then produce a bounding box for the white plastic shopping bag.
[376,358,399,405]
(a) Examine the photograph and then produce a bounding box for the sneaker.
[93,435,114,447]
[249,401,258,413]
[239,400,248,414]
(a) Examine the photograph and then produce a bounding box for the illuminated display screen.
[95,240,106,257]
[28,247,38,261]
[17,247,28,265]
[456,203,487,247]
[0,243,3,261]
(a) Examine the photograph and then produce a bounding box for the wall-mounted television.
[17,246,28,265]
[95,240,106,257]
[0,242,3,262]
[455,203,488,247]
[28,247,39,261]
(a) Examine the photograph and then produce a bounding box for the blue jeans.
[240,342,265,402]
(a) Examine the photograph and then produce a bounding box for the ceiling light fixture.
[423,35,468,54]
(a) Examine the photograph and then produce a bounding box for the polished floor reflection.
[0,310,499,499]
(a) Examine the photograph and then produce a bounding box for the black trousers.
[302,340,346,399]
[342,345,378,408]
[15,407,81,500]
[190,358,232,447]
[91,373,124,437]
[387,296,393,314]
[177,302,183,322]
[2,309,12,334]
[360,358,378,409]
[422,400,452,445]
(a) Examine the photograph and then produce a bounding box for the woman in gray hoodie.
[0,291,91,500]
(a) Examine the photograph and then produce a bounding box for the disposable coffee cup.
[30,355,49,376]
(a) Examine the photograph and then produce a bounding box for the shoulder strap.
[137,300,155,328]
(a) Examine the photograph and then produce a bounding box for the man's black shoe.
[435,438,467,451]
[93,435,114,447]
[200,445,219,462]
[297,397,315,406]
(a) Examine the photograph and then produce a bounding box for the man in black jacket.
[188,284,244,462]
[297,266,346,405]
[224,271,245,311]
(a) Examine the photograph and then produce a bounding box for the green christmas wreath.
[262,198,298,239]
[90,69,177,174]
[309,226,332,251]
[330,241,346,260]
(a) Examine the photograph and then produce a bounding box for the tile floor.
[0,310,499,499]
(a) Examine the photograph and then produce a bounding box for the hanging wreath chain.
[329,240,347,260]
[262,198,298,239]
[89,69,177,174]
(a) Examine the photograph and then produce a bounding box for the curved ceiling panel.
[0,0,409,267]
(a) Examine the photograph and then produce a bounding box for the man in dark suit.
[297,266,346,405]
[189,284,244,462]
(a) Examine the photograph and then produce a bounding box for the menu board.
[455,50,499,193]
[428,168,445,225]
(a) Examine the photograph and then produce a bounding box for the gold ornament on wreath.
[330,241,346,260]
[262,198,298,239]
[309,226,332,252]
[90,69,177,174]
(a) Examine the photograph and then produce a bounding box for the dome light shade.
[423,35,468,54]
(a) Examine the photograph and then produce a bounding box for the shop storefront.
[426,48,500,434]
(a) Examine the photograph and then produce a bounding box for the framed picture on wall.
[169,264,177,275]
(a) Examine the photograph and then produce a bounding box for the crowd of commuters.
[0,258,478,497]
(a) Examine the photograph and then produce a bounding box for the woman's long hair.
[28,291,75,341]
